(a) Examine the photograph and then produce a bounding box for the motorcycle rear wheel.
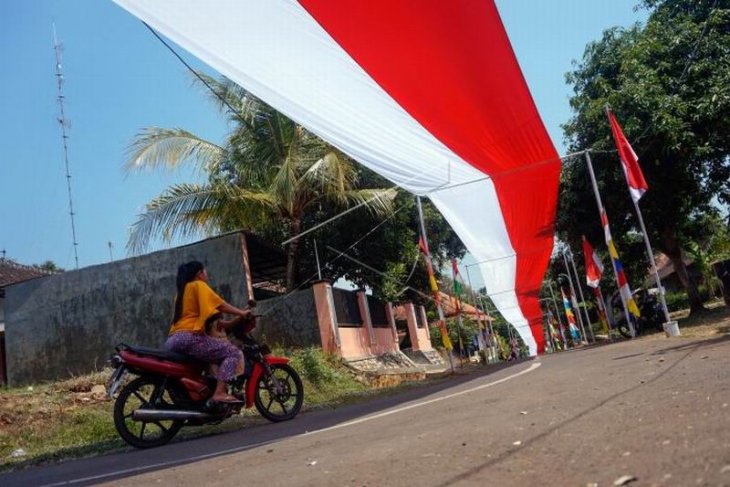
[254,364,303,422]
[113,376,184,448]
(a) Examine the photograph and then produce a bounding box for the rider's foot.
[211,393,244,404]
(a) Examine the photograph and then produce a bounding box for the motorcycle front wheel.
[254,363,303,422]
[113,376,184,448]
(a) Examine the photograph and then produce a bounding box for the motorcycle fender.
[245,356,290,409]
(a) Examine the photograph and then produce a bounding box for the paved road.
[4,333,729,486]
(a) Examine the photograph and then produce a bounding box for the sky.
[0,0,647,286]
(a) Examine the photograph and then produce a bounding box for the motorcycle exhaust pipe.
[132,409,215,421]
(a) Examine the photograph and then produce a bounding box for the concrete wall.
[5,233,250,385]
[255,288,320,348]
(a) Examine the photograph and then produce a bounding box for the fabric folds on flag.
[113,0,560,356]
[607,109,648,203]
[582,236,604,288]
[601,210,641,318]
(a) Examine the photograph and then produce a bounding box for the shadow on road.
[436,337,713,486]
[650,333,730,355]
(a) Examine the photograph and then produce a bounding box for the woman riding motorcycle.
[164,261,252,403]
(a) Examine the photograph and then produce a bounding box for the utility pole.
[53,24,80,269]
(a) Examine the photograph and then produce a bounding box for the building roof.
[643,252,695,287]
[393,291,494,323]
[0,259,51,290]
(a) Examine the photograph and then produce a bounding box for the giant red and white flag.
[607,108,648,203]
[581,236,604,288]
[113,0,561,355]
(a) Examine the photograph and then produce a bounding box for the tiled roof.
[0,259,50,289]
[393,291,494,322]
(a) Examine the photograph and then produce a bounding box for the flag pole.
[416,196,454,370]
[597,287,613,340]
[631,193,676,331]
[567,247,595,342]
[449,261,466,367]
[548,280,569,349]
[561,252,587,344]
[603,104,675,331]
[478,294,500,362]
[584,150,635,337]
[465,265,490,364]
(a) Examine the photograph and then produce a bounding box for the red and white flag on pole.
[581,236,604,288]
[607,108,648,203]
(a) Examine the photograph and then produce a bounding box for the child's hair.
[172,261,204,323]
[204,312,223,334]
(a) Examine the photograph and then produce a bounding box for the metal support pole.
[632,199,674,328]
[597,286,613,340]
[465,265,489,364]
[567,248,595,342]
[478,294,500,362]
[313,239,322,280]
[539,298,558,352]
[416,196,454,370]
[548,280,569,349]
[584,150,635,337]
[561,254,587,344]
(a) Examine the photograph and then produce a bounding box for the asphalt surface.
[3,333,729,486]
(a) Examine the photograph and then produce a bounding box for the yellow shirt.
[169,280,225,335]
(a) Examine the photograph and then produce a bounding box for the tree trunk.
[285,218,301,292]
[661,226,705,313]
[713,261,730,308]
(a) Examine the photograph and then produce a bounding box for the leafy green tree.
[126,75,395,291]
[34,260,64,273]
[561,0,730,312]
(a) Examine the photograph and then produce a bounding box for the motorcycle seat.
[124,344,200,364]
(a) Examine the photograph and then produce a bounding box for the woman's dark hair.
[172,261,204,323]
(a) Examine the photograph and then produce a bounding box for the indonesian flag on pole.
[607,108,648,203]
[581,236,604,288]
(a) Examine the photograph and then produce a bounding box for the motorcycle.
[107,310,304,448]
[610,288,664,338]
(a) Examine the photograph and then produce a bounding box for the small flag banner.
[546,309,563,351]
[592,287,610,334]
[418,237,452,350]
[451,259,463,314]
[561,287,581,342]
[600,210,641,318]
[607,108,648,203]
[582,236,604,288]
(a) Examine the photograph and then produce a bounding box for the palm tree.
[126,75,396,291]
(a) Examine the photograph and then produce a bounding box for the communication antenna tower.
[53,23,80,269]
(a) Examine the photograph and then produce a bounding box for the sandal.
[212,394,244,404]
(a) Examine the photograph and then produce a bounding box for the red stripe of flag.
[607,108,648,203]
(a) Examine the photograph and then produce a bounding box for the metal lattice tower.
[53,24,79,269]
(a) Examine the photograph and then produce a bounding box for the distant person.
[165,261,252,403]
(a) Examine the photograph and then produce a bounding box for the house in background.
[0,259,51,385]
[643,252,700,293]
